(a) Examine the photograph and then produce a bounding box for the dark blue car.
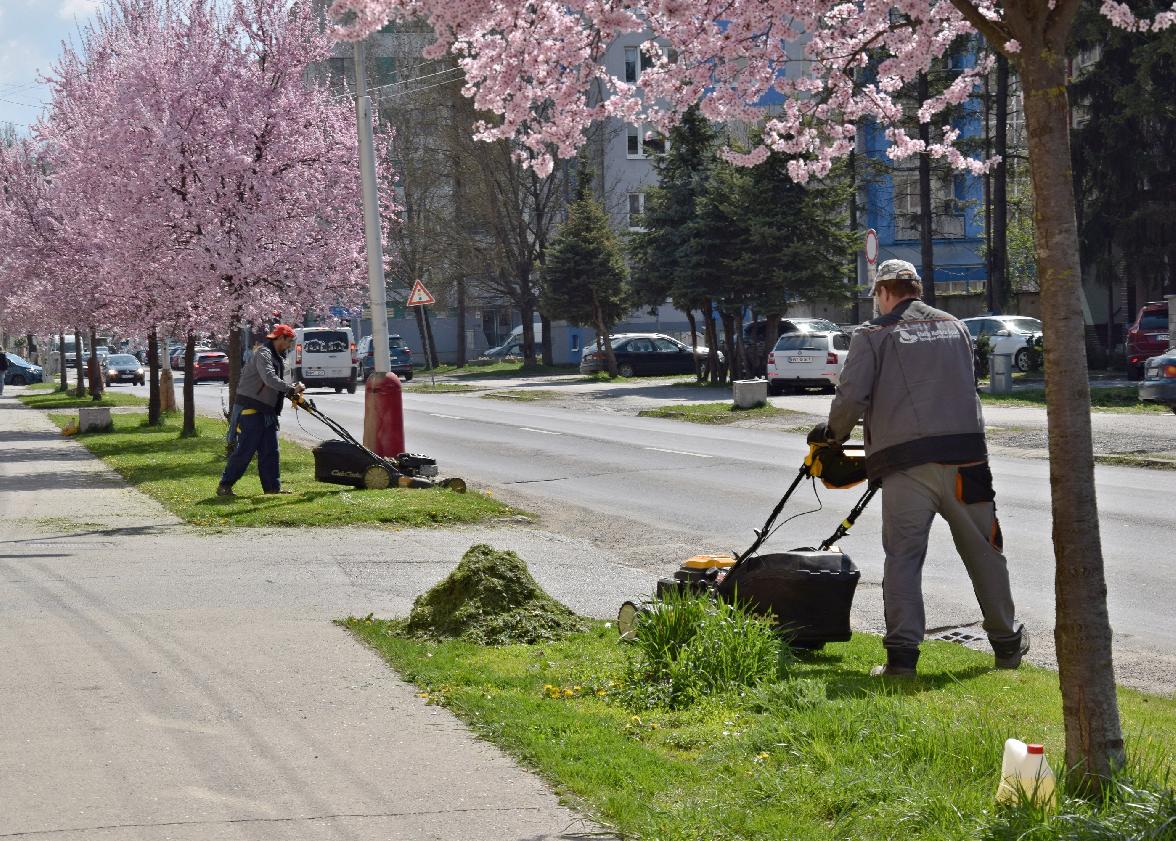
[2,353,44,386]
[358,334,414,382]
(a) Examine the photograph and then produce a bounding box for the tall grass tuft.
[619,590,781,709]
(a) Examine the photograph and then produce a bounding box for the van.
[287,327,358,393]
[484,323,543,359]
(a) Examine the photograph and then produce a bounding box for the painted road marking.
[644,447,711,458]
[519,427,563,435]
[428,413,463,419]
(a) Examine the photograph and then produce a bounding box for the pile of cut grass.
[639,401,803,425]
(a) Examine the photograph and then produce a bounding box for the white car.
[766,331,851,394]
[286,326,358,393]
[961,316,1043,372]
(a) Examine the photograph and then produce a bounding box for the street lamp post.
[354,38,390,375]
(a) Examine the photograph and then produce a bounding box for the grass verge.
[343,620,1176,841]
[49,412,520,528]
[639,401,805,425]
[482,389,562,402]
[19,389,147,410]
[25,382,56,392]
[1095,452,1176,470]
[429,361,580,380]
[979,386,1168,413]
[402,382,484,393]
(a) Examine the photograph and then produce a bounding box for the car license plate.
[787,356,812,363]
[308,368,323,375]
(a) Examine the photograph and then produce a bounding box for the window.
[327,57,346,89]
[627,124,667,158]
[774,335,828,351]
[627,192,646,229]
[374,56,398,86]
[623,46,653,83]
[652,338,680,352]
[626,338,655,353]
[892,170,965,240]
[302,331,350,353]
[571,334,580,353]
[1140,312,1169,331]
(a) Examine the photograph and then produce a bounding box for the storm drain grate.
[931,626,985,646]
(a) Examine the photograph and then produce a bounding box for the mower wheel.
[362,464,393,490]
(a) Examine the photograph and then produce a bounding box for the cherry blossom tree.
[27,0,377,431]
[328,0,1176,787]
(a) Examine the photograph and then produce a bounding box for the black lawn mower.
[287,392,466,493]
[618,433,878,649]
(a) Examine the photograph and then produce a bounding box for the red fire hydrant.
[363,372,405,457]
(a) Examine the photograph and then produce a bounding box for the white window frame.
[892,169,965,240]
[627,192,646,230]
[626,124,668,159]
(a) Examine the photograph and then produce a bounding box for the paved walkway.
[0,395,627,840]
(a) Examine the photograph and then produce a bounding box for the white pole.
[354,39,391,374]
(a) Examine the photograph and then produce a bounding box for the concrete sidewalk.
[0,394,625,840]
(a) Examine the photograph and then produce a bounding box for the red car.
[1126,302,1171,381]
[191,351,230,383]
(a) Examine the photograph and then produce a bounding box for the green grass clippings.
[639,401,804,425]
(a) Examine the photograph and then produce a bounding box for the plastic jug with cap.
[996,739,1057,808]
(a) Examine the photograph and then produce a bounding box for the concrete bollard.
[732,378,768,409]
[989,353,1014,395]
[78,407,113,432]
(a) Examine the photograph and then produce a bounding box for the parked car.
[1139,350,1176,414]
[287,327,357,392]
[743,318,846,376]
[103,353,145,386]
[960,316,1043,373]
[357,334,413,382]
[766,331,851,394]
[579,333,720,377]
[2,353,44,386]
[170,345,211,369]
[482,338,524,360]
[191,351,230,383]
[1126,302,1170,381]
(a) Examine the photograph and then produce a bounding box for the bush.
[619,591,781,709]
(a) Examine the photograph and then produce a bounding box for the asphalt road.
[133,377,1176,693]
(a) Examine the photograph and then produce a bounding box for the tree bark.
[520,304,537,369]
[227,315,243,412]
[992,53,1010,314]
[73,327,86,398]
[1020,47,1124,789]
[540,313,554,368]
[87,325,103,400]
[591,293,618,377]
[720,311,738,384]
[58,331,67,392]
[764,314,781,379]
[456,276,467,368]
[918,72,936,307]
[182,332,196,437]
[686,310,701,381]
[703,302,721,384]
[147,329,161,426]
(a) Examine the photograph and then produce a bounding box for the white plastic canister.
[996,739,1057,809]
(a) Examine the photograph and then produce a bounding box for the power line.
[371,74,464,102]
[332,65,463,101]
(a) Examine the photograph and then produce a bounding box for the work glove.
[807,423,835,446]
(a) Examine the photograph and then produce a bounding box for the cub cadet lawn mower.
[288,392,466,493]
[618,431,877,649]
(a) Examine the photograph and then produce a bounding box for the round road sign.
[865,229,879,265]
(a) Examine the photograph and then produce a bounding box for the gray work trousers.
[881,462,1021,656]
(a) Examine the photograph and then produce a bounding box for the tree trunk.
[703,302,721,384]
[918,72,936,307]
[720,312,738,384]
[540,313,554,368]
[520,304,537,369]
[182,332,196,437]
[686,310,701,381]
[58,331,67,392]
[73,327,86,398]
[147,329,161,426]
[1020,49,1123,790]
[227,315,243,413]
[87,325,103,400]
[848,150,862,324]
[992,53,1009,314]
[591,294,618,377]
[456,276,467,368]
[764,314,781,379]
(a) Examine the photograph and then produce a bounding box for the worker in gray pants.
[815,259,1028,677]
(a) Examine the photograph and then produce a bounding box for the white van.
[287,327,357,393]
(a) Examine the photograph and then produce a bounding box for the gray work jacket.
[827,298,987,479]
[235,343,291,415]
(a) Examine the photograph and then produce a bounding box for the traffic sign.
[406,279,435,307]
[865,229,879,265]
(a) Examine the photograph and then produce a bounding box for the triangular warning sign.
[406,279,435,307]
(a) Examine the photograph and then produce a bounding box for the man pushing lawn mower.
[814,259,1029,678]
[217,324,303,498]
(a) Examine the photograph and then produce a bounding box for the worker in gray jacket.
[814,259,1027,677]
[217,324,304,497]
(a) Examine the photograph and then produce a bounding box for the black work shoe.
[215,485,235,498]
[994,630,1030,670]
[870,664,917,679]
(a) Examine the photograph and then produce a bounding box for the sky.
[0,0,102,134]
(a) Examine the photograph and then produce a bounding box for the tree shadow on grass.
[809,662,993,700]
